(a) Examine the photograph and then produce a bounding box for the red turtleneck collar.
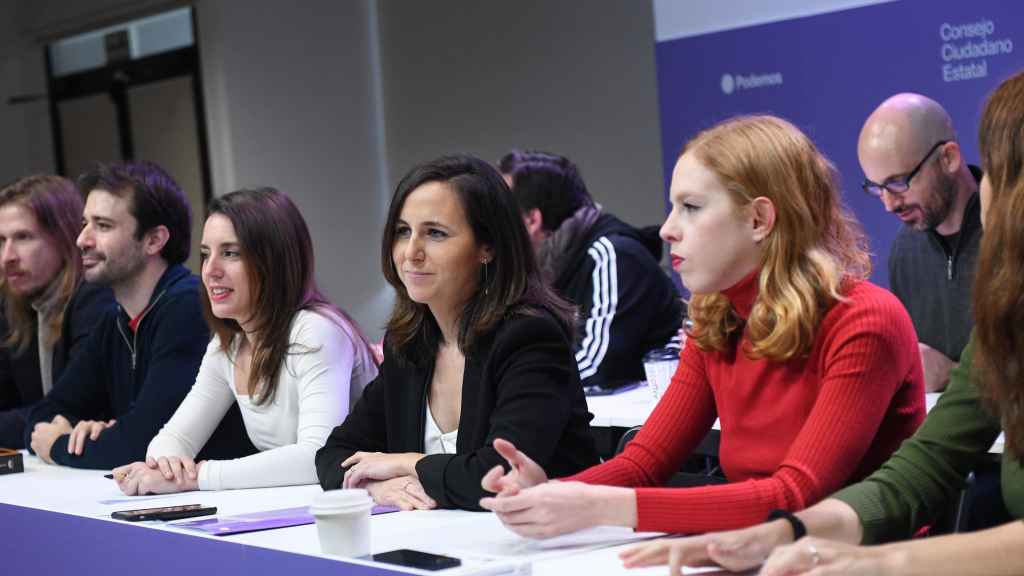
[719,268,760,320]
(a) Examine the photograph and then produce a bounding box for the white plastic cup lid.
[310,488,373,515]
[644,346,680,363]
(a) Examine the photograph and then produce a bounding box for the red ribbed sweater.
[566,272,926,533]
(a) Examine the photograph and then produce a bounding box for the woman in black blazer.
[315,155,598,511]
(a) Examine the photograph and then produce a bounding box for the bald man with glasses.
[859,93,981,392]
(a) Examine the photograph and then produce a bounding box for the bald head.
[859,93,955,162]
[859,93,977,234]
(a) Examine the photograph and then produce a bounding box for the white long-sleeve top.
[147,309,377,490]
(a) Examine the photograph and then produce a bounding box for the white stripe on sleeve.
[576,237,618,379]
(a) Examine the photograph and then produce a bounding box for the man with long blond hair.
[859,94,982,392]
[0,175,112,448]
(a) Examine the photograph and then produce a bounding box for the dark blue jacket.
[0,282,114,448]
[25,264,255,468]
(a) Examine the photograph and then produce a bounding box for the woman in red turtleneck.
[479,115,926,537]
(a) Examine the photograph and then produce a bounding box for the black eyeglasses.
[861,140,950,198]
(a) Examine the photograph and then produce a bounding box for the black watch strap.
[766,509,807,541]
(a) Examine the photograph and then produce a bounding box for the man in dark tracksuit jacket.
[549,212,682,390]
[0,281,112,448]
[500,151,683,391]
[26,162,253,468]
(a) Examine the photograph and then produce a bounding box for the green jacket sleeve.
[832,335,1003,543]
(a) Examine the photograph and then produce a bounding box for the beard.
[912,171,957,232]
[82,241,147,287]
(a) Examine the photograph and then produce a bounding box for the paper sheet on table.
[171,504,400,536]
[398,512,662,561]
[532,540,756,576]
[456,525,661,557]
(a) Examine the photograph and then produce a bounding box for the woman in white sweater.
[113,188,377,493]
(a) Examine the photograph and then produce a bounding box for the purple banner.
[655,1,1023,287]
[0,503,406,575]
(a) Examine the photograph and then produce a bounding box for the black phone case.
[372,549,461,571]
[112,506,217,522]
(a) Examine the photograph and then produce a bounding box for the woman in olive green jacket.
[618,69,1024,576]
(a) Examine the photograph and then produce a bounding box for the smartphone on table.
[111,504,217,522]
[372,549,462,571]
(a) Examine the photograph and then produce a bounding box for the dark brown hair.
[0,175,84,353]
[78,161,192,264]
[201,188,373,405]
[499,150,594,231]
[382,155,575,365]
[973,69,1024,460]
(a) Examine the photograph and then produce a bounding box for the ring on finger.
[807,543,821,567]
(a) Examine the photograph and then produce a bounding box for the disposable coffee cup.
[643,347,680,400]
[310,489,374,557]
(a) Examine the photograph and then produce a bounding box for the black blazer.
[0,282,114,448]
[316,309,599,510]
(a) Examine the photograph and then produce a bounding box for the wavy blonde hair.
[684,116,871,360]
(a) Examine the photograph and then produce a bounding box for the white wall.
[0,3,54,182]
[16,0,185,40]
[653,0,896,41]
[196,0,392,339]
[379,0,667,231]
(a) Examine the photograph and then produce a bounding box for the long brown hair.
[0,175,84,353]
[973,70,1024,460]
[201,188,374,405]
[683,116,871,360]
[382,155,575,365]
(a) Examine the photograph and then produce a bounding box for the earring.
[482,259,490,296]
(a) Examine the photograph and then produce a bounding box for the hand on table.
[112,456,200,495]
[760,536,891,576]
[30,415,73,464]
[342,451,423,488]
[480,438,548,496]
[67,418,116,455]
[365,476,437,511]
[620,520,790,574]
[479,480,610,539]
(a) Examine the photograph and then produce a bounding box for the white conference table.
[0,454,729,576]
[1,389,1002,576]
[587,387,1005,454]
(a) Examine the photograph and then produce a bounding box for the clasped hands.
[341,451,434,511]
[112,456,202,495]
[30,415,116,463]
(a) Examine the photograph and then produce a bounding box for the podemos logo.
[720,74,735,94]
[720,72,783,95]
